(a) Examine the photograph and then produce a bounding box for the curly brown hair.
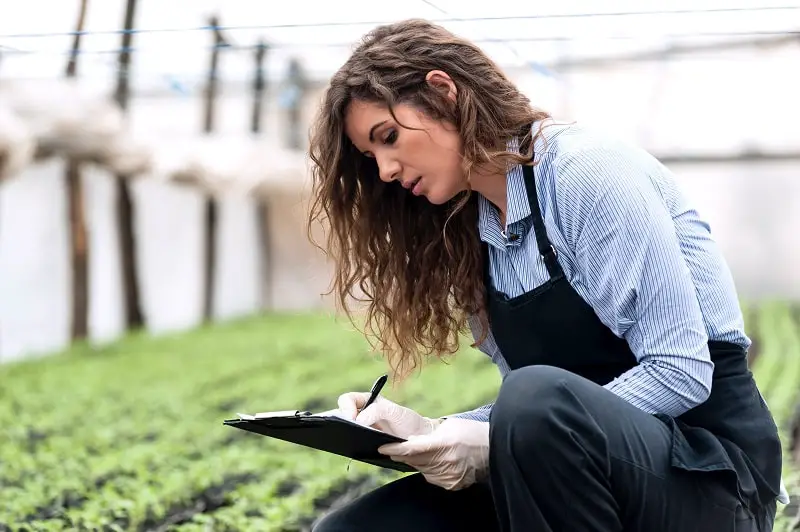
[307,18,551,380]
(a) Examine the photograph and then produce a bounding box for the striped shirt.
[451,119,750,423]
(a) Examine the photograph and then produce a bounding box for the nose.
[376,154,401,184]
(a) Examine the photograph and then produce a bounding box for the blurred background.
[0,0,798,362]
[2,1,800,530]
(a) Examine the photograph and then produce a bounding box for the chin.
[423,194,452,206]
[424,194,448,205]
[423,187,461,206]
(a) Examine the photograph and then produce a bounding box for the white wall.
[0,168,262,361]
[84,166,126,344]
[211,191,265,320]
[0,160,71,361]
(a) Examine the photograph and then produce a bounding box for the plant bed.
[0,313,499,530]
[1,303,799,530]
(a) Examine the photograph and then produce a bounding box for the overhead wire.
[2,5,796,90]
[2,31,796,58]
[0,5,797,40]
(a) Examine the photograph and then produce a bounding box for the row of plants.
[0,313,499,531]
[1,302,798,530]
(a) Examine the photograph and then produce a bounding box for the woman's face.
[344,99,466,205]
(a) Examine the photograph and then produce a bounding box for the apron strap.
[521,162,562,278]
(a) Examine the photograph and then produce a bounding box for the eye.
[383,129,398,145]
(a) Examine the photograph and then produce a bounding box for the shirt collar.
[477,135,532,243]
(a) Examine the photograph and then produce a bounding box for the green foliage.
[748,301,800,530]
[1,302,799,530]
[0,312,499,531]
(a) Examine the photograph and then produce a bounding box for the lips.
[404,176,421,191]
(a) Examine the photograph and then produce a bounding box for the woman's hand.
[337,393,441,439]
[378,418,490,491]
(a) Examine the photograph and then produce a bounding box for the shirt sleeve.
[443,314,510,423]
[553,143,714,418]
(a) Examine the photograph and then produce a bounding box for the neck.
[469,168,508,224]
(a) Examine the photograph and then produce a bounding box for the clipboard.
[222,409,416,472]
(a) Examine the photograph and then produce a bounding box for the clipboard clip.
[236,410,312,421]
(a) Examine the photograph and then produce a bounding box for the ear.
[425,70,457,102]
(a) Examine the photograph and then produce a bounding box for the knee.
[311,508,347,532]
[491,365,579,432]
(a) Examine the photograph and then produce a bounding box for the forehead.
[344,100,390,149]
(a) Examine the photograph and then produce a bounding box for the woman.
[306,18,786,532]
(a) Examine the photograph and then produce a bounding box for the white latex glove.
[337,393,441,439]
[377,418,490,491]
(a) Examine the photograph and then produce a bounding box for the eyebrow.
[368,120,387,143]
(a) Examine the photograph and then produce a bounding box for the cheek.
[444,151,464,184]
[439,136,463,178]
[429,158,465,203]
[425,138,459,175]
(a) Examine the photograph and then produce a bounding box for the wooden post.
[202,193,218,323]
[64,0,88,78]
[201,17,227,323]
[202,16,223,134]
[284,58,307,150]
[66,161,89,340]
[114,0,144,330]
[65,0,90,340]
[251,40,271,311]
[251,41,268,134]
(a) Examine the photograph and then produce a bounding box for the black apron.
[482,157,783,512]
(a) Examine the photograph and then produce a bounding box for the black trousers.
[312,366,777,532]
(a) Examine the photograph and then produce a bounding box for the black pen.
[361,374,388,413]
